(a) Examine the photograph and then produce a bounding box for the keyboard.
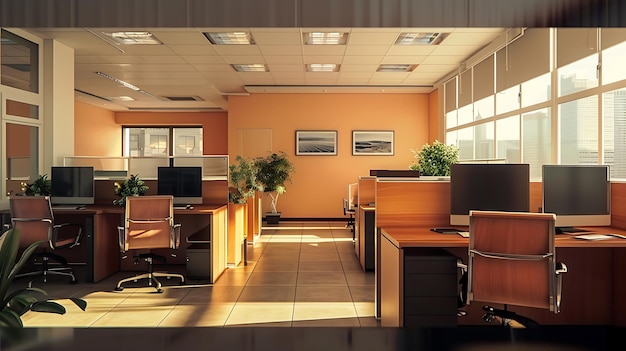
[458,231,470,238]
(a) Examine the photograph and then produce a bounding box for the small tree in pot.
[254,152,295,224]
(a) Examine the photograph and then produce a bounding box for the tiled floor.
[18,221,378,327]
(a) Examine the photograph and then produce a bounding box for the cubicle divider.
[373,178,451,320]
[354,177,376,270]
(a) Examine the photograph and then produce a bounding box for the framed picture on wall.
[295,130,338,156]
[352,130,394,156]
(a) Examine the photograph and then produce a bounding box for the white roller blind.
[601,28,626,50]
[473,55,494,101]
[496,28,550,92]
[557,28,598,67]
[458,69,472,108]
[445,78,457,113]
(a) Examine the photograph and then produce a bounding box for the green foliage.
[113,174,149,207]
[0,228,87,327]
[20,174,51,196]
[410,140,459,176]
[229,156,258,204]
[254,152,295,213]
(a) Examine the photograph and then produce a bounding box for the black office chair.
[9,196,83,285]
[343,198,355,237]
[459,210,568,327]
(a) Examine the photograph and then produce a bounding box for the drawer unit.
[186,243,211,280]
[403,247,459,326]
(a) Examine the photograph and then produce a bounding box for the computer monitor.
[50,166,95,206]
[542,165,611,231]
[157,166,203,206]
[450,163,530,226]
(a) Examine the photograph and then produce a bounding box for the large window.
[444,27,626,180]
[559,96,598,164]
[1,29,39,93]
[602,88,626,179]
[123,127,203,157]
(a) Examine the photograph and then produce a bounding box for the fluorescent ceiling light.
[306,63,340,72]
[96,72,141,90]
[377,64,418,72]
[231,64,268,72]
[95,72,166,101]
[204,32,255,45]
[303,32,348,45]
[102,31,162,45]
[115,96,135,101]
[395,32,448,45]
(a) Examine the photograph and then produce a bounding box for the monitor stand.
[555,226,589,234]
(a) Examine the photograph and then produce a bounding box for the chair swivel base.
[482,305,540,328]
[16,267,77,286]
[115,272,185,293]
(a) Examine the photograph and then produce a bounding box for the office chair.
[8,196,83,285]
[343,198,355,238]
[116,195,185,293]
[462,210,567,327]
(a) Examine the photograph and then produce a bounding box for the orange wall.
[74,101,120,156]
[228,93,430,218]
[115,111,228,154]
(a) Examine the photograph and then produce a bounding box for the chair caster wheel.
[70,279,78,285]
[114,287,124,291]
[156,289,163,293]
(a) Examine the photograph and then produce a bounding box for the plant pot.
[266,212,281,225]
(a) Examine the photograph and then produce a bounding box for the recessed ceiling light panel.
[303,32,348,45]
[376,64,418,72]
[395,32,449,45]
[306,63,340,72]
[102,31,162,45]
[204,32,255,45]
[231,64,269,72]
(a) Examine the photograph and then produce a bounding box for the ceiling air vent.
[161,96,204,101]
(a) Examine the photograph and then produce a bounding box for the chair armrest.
[556,262,567,274]
[171,223,182,249]
[117,226,126,253]
[51,222,83,249]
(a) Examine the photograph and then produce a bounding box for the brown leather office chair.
[115,195,185,293]
[8,196,82,285]
[464,210,567,327]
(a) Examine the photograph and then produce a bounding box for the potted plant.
[410,140,459,178]
[254,152,295,224]
[20,174,51,196]
[0,228,87,327]
[113,174,149,207]
[227,156,258,265]
[228,156,258,205]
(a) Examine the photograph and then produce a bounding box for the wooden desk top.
[50,204,227,215]
[359,205,375,211]
[381,226,626,249]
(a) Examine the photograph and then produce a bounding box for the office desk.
[380,226,626,327]
[23,204,228,283]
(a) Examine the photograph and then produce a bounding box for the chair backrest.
[122,195,177,251]
[467,210,559,312]
[9,196,54,248]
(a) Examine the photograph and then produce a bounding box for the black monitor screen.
[50,166,95,205]
[450,163,530,226]
[157,166,203,205]
[542,165,610,228]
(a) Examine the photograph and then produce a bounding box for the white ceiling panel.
[22,27,509,111]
